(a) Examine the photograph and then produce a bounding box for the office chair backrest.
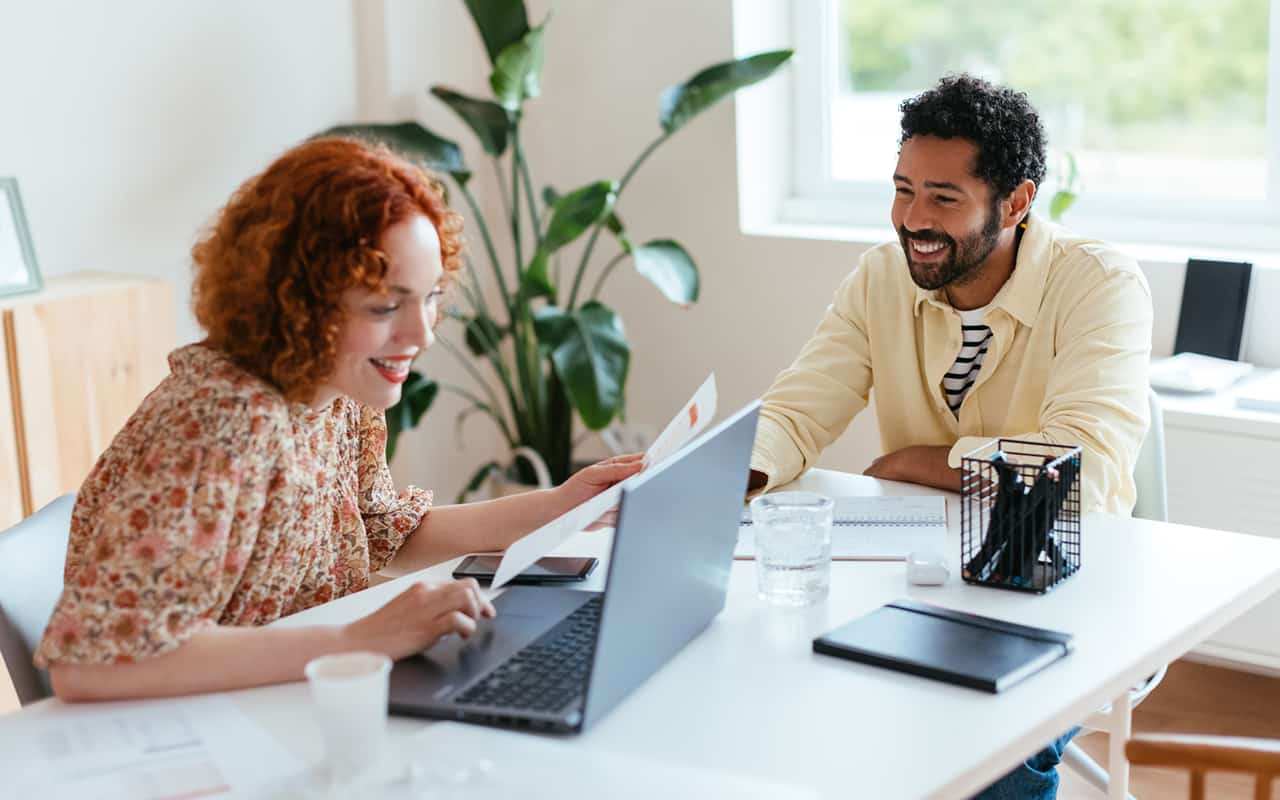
[0,494,75,705]
[1132,388,1168,522]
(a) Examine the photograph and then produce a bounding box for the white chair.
[1062,389,1167,799]
[0,494,75,705]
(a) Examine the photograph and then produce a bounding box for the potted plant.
[323,1,792,498]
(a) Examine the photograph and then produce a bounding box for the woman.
[35,137,640,701]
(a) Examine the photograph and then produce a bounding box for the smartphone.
[452,554,598,585]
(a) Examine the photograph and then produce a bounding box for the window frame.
[762,0,1280,253]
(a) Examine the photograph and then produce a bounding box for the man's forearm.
[910,446,962,492]
[865,445,961,492]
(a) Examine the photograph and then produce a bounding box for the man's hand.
[864,445,961,492]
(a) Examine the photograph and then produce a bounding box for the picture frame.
[0,177,42,298]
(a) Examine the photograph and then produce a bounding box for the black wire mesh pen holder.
[960,439,1082,594]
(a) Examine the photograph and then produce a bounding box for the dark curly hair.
[899,74,1047,201]
[191,137,464,403]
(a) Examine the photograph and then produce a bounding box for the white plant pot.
[487,445,554,499]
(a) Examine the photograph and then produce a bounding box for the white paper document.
[490,374,718,589]
[0,694,302,799]
[643,373,717,466]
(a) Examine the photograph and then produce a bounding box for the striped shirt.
[943,306,991,415]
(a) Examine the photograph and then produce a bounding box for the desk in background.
[1158,379,1280,671]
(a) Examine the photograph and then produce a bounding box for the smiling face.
[311,214,445,410]
[891,135,1004,291]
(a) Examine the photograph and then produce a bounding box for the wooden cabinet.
[1,273,174,527]
[1160,383,1280,674]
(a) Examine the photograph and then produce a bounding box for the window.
[776,0,1280,250]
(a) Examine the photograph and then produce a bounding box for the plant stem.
[460,254,488,316]
[456,180,514,320]
[516,138,543,251]
[510,122,524,275]
[491,160,511,225]
[587,251,629,301]
[443,308,521,430]
[438,382,516,446]
[510,310,544,448]
[436,335,514,440]
[567,131,671,309]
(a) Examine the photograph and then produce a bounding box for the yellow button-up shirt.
[752,214,1153,514]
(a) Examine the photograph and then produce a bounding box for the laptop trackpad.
[395,586,596,701]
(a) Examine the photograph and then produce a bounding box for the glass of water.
[751,491,834,606]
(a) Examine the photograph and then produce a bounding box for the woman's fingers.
[430,609,478,640]
[434,579,495,621]
[593,458,644,483]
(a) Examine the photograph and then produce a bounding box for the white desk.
[1155,381,1280,670]
[13,470,1280,799]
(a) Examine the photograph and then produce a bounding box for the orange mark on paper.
[688,404,698,426]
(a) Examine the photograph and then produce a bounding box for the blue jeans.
[971,728,1080,800]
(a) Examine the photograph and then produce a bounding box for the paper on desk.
[0,694,302,799]
[490,374,717,590]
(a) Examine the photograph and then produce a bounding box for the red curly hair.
[192,137,464,403]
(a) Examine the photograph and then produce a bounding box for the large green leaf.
[550,184,625,246]
[463,0,529,65]
[632,239,699,305]
[522,251,556,300]
[429,87,509,156]
[490,26,545,112]
[542,180,617,253]
[533,303,629,429]
[385,370,438,462]
[658,50,794,135]
[1049,190,1077,221]
[463,313,506,356]
[320,122,466,173]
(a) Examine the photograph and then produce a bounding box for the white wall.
[0,1,368,344]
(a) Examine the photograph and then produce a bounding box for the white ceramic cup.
[304,651,393,785]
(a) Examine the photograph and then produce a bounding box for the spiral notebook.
[736,496,947,561]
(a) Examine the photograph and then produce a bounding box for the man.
[749,75,1153,797]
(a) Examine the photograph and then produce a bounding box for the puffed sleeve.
[355,404,432,573]
[34,399,279,667]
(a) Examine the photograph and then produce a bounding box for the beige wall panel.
[11,275,173,510]
[0,314,24,528]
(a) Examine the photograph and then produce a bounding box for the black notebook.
[813,599,1074,693]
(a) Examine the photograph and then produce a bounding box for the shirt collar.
[912,212,1053,327]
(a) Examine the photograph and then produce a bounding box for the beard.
[900,202,1003,291]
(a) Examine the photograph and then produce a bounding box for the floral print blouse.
[34,344,432,667]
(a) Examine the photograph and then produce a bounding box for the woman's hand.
[555,453,645,528]
[342,579,496,660]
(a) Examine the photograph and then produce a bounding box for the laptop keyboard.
[455,595,603,714]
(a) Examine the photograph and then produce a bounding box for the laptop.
[388,401,761,733]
